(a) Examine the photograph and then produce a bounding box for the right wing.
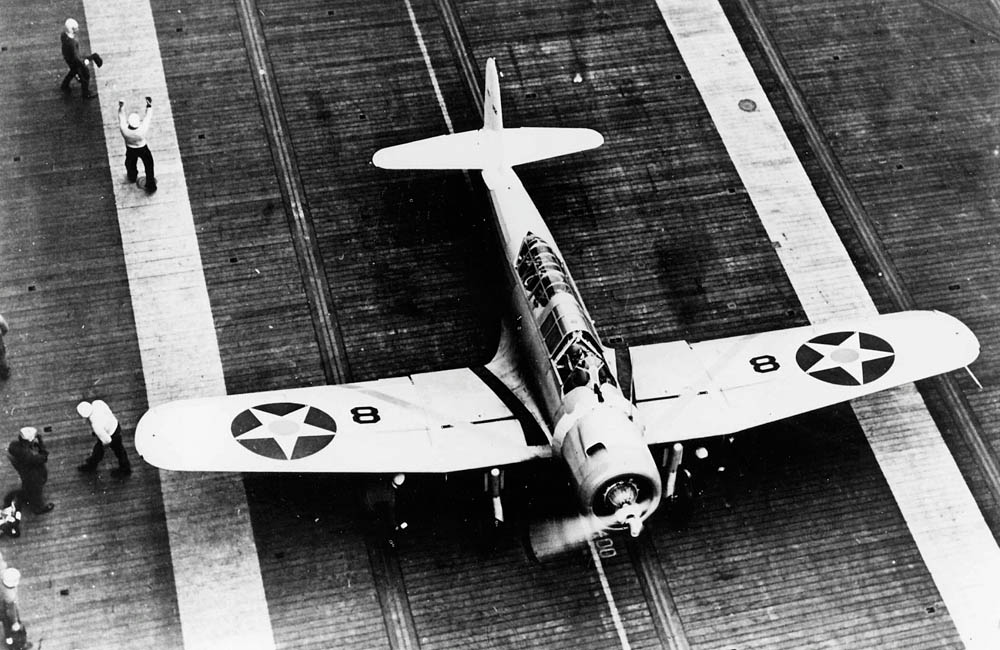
[625,310,978,444]
[136,367,551,473]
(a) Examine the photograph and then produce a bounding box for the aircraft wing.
[627,310,979,444]
[135,367,551,473]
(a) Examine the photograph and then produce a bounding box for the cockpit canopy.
[554,331,616,394]
[516,233,576,311]
[515,233,616,394]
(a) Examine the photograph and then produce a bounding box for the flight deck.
[1,0,999,648]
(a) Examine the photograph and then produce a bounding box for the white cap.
[76,401,93,418]
[694,446,709,460]
[127,113,141,129]
[18,427,36,442]
[64,18,78,33]
[2,568,19,589]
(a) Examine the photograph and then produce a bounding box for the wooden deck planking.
[259,0,499,382]
[4,0,999,647]
[243,476,389,650]
[659,0,1000,646]
[743,0,1000,512]
[0,1,183,648]
[238,0,657,645]
[397,516,662,650]
[149,0,394,647]
[727,3,1000,535]
[458,1,956,646]
[654,412,961,649]
[458,1,809,345]
[150,0,1000,646]
[82,0,282,647]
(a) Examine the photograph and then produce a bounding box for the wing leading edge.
[136,367,551,473]
[628,310,979,444]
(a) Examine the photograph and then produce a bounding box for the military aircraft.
[135,58,979,548]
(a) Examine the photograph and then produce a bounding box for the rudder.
[484,57,502,131]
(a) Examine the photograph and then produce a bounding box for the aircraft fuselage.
[481,166,662,533]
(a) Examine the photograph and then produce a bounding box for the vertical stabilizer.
[484,57,503,131]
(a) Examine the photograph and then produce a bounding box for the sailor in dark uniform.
[7,427,53,515]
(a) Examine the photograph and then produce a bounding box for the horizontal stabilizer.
[372,127,603,171]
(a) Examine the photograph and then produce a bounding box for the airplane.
[135,57,979,549]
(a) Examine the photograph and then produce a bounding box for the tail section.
[373,57,603,171]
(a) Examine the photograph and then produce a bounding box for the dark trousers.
[86,425,131,470]
[125,146,155,187]
[16,479,46,512]
[61,63,91,93]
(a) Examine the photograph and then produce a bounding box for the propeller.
[527,478,650,560]
[528,513,606,561]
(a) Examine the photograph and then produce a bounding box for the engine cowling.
[559,405,662,536]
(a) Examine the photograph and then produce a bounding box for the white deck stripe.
[83,1,275,648]
[655,1,1000,647]
[588,539,632,650]
[403,0,456,134]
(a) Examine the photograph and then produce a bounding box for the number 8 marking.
[351,406,381,424]
[749,355,780,373]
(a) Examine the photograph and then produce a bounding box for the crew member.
[77,400,132,477]
[7,428,53,515]
[60,18,97,98]
[118,96,157,192]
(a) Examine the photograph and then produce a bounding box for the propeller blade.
[528,514,603,560]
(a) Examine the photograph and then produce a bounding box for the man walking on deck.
[77,400,132,477]
[8,428,53,515]
[119,97,157,193]
[60,18,99,98]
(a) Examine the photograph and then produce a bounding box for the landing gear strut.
[661,442,684,498]
[362,473,408,534]
[485,467,504,527]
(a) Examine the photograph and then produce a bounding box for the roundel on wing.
[795,331,895,386]
[231,402,337,460]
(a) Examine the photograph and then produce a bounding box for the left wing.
[625,310,978,444]
[135,367,551,473]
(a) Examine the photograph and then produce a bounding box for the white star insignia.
[802,332,894,384]
[235,405,335,460]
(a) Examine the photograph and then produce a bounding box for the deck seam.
[234,0,351,385]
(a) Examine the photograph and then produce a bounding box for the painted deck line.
[655,1,1000,647]
[81,1,275,648]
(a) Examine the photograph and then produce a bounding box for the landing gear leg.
[661,443,694,528]
[485,468,504,527]
[390,473,407,532]
[361,473,408,536]
[662,442,683,498]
